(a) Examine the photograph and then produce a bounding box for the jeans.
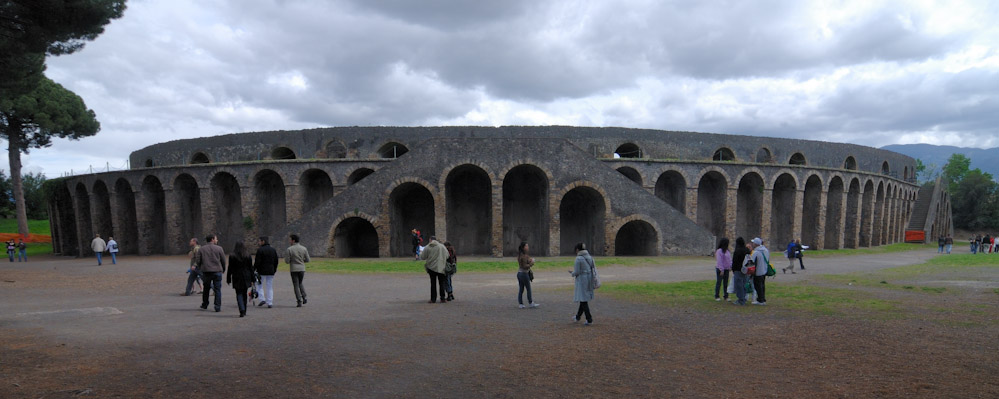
[938,244,944,253]
[714,269,729,299]
[7,250,13,262]
[945,244,952,254]
[516,271,533,305]
[733,271,747,305]
[96,252,103,265]
[234,285,248,315]
[971,243,977,254]
[256,275,274,305]
[752,275,767,303]
[201,272,223,311]
[445,273,453,294]
[17,249,26,262]
[427,270,447,302]
[110,252,117,264]
[575,301,592,323]
[185,269,203,296]
[290,271,307,303]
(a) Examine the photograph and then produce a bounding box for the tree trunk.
[7,132,30,238]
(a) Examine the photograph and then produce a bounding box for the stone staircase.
[906,182,934,231]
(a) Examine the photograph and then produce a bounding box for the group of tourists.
[88,234,119,265]
[967,234,994,254]
[936,235,954,254]
[713,237,770,306]
[783,239,806,274]
[184,233,310,317]
[6,238,27,262]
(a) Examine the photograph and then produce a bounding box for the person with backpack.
[747,237,770,305]
[569,242,595,325]
[107,236,119,264]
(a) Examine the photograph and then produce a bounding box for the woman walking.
[444,241,457,301]
[226,242,254,317]
[569,243,595,325]
[516,241,539,308]
[714,238,731,301]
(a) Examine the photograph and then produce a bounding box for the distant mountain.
[881,144,999,179]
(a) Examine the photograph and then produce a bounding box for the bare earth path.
[1,249,996,398]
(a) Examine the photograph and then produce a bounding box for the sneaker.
[572,315,579,323]
[583,321,592,326]
[518,304,526,309]
[731,301,745,306]
[530,303,540,308]
[752,301,766,306]
[257,301,267,307]
[715,297,721,301]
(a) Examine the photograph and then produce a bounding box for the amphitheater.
[46,126,951,258]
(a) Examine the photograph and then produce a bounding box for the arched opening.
[190,152,210,164]
[824,177,845,249]
[844,179,861,248]
[770,174,797,247]
[503,165,549,256]
[140,176,166,255]
[559,187,606,256]
[844,156,857,170]
[324,140,347,158]
[655,171,686,213]
[801,175,822,248]
[378,142,409,159]
[114,179,138,255]
[211,172,243,251]
[789,153,806,165]
[254,170,286,238]
[54,184,79,255]
[872,182,886,245]
[616,167,642,186]
[390,182,435,257]
[348,168,375,185]
[615,220,657,256]
[143,159,153,168]
[903,166,909,180]
[614,143,642,158]
[446,165,492,255]
[697,171,727,239]
[271,147,296,160]
[333,217,379,258]
[859,181,875,247]
[301,169,334,214]
[736,172,764,239]
[173,174,203,254]
[756,148,772,163]
[713,147,735,161]
[92,181,113,245]
[74,183,94,255]
[881,161,890,175]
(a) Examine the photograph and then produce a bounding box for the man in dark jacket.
[253,236,279,308]
[195,234,227,312]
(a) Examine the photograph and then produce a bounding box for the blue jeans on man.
[201,272,223,311]
[17,249,26,262]
[185,268,203,296]
[95,252,103,265]
[945,244,952,254]
[110,252,117,264]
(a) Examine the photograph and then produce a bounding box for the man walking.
[91,234,107,266]
[748,237,770,305]
[945,235,954,254]
[107,236,119,264]
[16,238,27,262]
[286,234,310,307]
[184,238,202,296]
[420,235,449,303]
[195,234,227,312]
[254,236,278,308]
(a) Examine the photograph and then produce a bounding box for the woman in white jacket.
[569,242,595,325]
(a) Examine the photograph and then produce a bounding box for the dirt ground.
[0,250,997,398]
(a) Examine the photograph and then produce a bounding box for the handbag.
[586,256,601,289]
[445,261,456,275]
[528,270,534,281]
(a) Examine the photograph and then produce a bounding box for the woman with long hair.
[516,241,539,308]
[714,237,731,301]
[226,241,254,317]
[569,242,595,325]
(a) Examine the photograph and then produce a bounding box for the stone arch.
[614,142,642,158]
[445,164,492,255]
[770,173,797,247]
[190,152,210,164]
[331,215,379,258]
[713,147,736,161]
[140,175,166,254]
[881,161,890,175]
[75,182,94,255]
[872,181,887,245]
[502,164,549,256]
[114,178,139,255]
[253,169,287,238]
[844,156,857,170]
[271,147,296,160]
[825,176,845,249]
[736,171,765,239]
[378,142,408,158]
[801,175,823,248]
[697,170,728,239]
[347,168,375,185]
[210,172,244,251]
[92,180,114,244]
[300,169,334,215]
[614,219,658,256]
[789,152,807,165]
[559,185,607,256]
[654,170,686,213]
[323,139,347,158]
[844,178,861,248]
[756,147,773,163]
[173,173,203,253]
[388,181,435,257]
[616,166,643,186]
[859,180,875,247]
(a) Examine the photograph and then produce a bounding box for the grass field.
[0,219,53,256]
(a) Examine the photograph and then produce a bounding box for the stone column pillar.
[835,189,848,249]
[133,190,152,256]
[240,184,256,248]
[200,187,217,240]
[286,183,303,223]
[164,188,185,255]
[685,187,697,223]
[761,188,773,241]
[548,191,559,257]
[862,190,875,248]
[491,183,503,257]
[435,190,447,248]
[814,189,828,250]
[108,187,121,242]
[791,189,803,243]
[724,187,738,241]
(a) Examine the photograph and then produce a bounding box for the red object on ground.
[904,230,925,243]
[0,233,51,243]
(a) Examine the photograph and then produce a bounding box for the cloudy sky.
[18,0,999,177]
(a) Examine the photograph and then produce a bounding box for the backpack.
[763,253,776,277]
[585,256,601,289]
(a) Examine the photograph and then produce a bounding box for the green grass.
[0,219,51,236]
[803,242,927,258]
[298,256,693,274]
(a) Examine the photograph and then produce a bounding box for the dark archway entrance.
[770,174,796,247]
[801,175,822,247]
[844,179,861,248]
[211,172,243,251]
[873,183,886,246]
[859,181,874,247]
[615,220,657,255]
[560,187,606,255]
[140,176,166,255]
[301,169,334,214]
[92,181,113,242]
[390,183,435,257]
[174,174,203,253]
[825,177,845,249]
[503,165,549,256]
[254,170,286,238]
[736,172,764,239]
[75,183,93,255]
[114,179,138,255]
[333,217,379,258]
[697,171,727,239]
[655,171,685,213]
[445,165,492,255]
[54,184,78,255]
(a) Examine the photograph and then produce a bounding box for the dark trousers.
[752,275,767,303]
[233,283,248,315]
[427,270,447,302]
[576,301,592,323]
[733,270,747,304]
[797,256,805,269]
[290,271,307,303]
[185,269,202,296]
[201,272,222,310]
[714,269,730,299]
[516,271,533,305]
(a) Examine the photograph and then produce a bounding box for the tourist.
[91,234,107,265]
[938,235,945,253]
[420,235,449,303]
[286,234,311,307]
[730,237,751,306]
[196,234,227,312]
[945,235,953,254]
[516,241,539,308]
[984,234,992,254]
[714,237,731,301]
[16,238,27,262]
[793,239,805,270]
[184,238,202,296]
[969,236,976,254]
[411,228,422,261]
[226,241,254,317]
[6,240,15,262]
[253,236,278,308]
[975,234,982,254]
[747,237,769,305]
[444,241,457,301]
[107,236,119,265]
[569,242,595,325]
